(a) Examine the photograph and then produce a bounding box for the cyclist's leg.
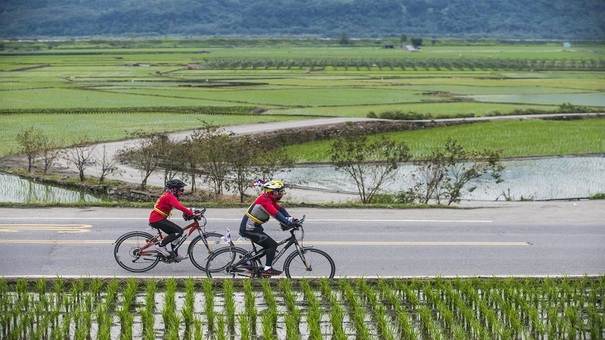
[150,219,183,246]
[240,229,278,267]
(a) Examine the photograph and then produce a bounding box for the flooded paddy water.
[1,156,603,203]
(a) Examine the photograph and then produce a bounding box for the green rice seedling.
[300,279,323,339]
[119,306,135,339]
[144,279,157,312]
[162,278,180,338]
[122,278,139,312]
[565,306,579,339]
[222,279,236,334]
[70,278,85,305]
[104,279,120,312]
[89,278,103,300]
[357,279,395,340]
[261,280,278,327]
[318,278,345,339]
[339,278,371,339]
[242,279,257,336]
[378,279,417,339]
[216,313,227,340]
[182,278,196,340]
[202,278,215,331]
[238,313,252,340]
[96,305,112,340]
[194,316,204,339]
[418,305,441,340]
[140,308,155,340]
[261,309,278,340]
[279,278,301,338]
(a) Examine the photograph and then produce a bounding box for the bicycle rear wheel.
[205,247,259,278]
[114,231,160,273]
[188,232,226,271]
[284,247,335,278]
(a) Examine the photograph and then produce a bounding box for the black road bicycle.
[113,208,226,273]
[204,216,336,278]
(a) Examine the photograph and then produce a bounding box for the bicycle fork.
[295,245,312,271]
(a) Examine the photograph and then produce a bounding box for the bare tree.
[41,144,61,175]
[222,136,291,202]
[410,138,504,205]
[331,135,411,204]
[190,125,232,195]
[67,138,96,181]
[97,145,120,183]
[119,131,168,190]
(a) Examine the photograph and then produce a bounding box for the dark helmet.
[165,179,186,189]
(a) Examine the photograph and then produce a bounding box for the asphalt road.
[1,200,603,278]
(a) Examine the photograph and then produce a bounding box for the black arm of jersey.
[275,211,290,225]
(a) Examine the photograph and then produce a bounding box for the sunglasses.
[177,188,185,192]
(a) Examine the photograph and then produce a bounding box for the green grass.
[282,118,605,161]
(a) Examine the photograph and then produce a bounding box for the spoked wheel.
[114,231,160,273]
[204,247,260,278]
[188,232,227,272]
[284,247,335,278]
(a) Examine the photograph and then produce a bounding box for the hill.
[1,0,604,39]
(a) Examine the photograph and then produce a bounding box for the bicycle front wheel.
[188,232,225,271]
[114,231,160,273]
[284,247,335,278]
[205,246,256,278]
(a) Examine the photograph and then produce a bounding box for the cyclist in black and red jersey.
[149,179,198,261]
[240,179,299,276]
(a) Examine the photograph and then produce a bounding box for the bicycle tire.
[205,246,260,278]
[114,231,160,273]
[188,232,225,272]
[284,247,335,278]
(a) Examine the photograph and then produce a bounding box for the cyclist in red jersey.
[240,179,298,276]
[149,179,197,261]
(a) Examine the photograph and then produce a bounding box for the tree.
[331,135,411,204]
[339,32,351,45]
[226,135,295,203]
[67,137,96,182]
[410,138,504,205]
[97,145,120,184]
[119,131,168,189]
[16,126,46,172]
[40,141,61,175]
[410,37,423,48]
[190,125,232,195]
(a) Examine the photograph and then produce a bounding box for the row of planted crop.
[200,57,605,71]
[1,276,603,339]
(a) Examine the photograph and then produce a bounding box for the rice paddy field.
[2,276,603,339]
[1,42,604,158]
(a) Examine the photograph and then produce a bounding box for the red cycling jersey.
[149,190,194,223]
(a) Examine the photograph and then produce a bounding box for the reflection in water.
[1,156,603,203]
[0,173,101,203]
[278,156,605,201]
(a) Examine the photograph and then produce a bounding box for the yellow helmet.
[262,179,285,192]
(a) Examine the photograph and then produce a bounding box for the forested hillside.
[1,0,604,39]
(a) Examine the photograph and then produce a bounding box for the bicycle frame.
[138,210,210,257]
[231,218,311,271]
